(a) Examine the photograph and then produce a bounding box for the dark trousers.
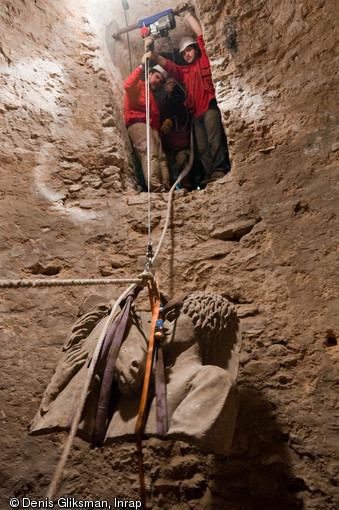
[194,101,231,178]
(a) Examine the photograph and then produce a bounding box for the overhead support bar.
[112,6,188,39]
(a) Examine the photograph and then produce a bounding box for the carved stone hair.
[180,291,239,367]
[63,292,239,369]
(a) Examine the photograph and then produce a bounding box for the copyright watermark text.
[9,497,141,509]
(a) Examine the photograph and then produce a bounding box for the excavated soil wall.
[0,1,338,509]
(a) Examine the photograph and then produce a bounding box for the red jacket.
[124,66,160,132]
[163,35,215,119]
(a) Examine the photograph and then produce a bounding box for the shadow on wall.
[210,388,304,510]
[106,19,119,63]
[105,18,141,81]
[223,17,238,56]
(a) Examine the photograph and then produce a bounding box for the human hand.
[175,1,191,14]
[141,51,153,64]
[144,36,154,51]
[160,119,173,134]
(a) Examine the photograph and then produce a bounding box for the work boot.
[179,178,192,191]
[151,185,166,193]
[210,171,225,180]
[200,171,225,187]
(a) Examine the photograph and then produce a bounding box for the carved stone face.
[114,323,147,397]
[163,311,196,347]
[30,293,240,455]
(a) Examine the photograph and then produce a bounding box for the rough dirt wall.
[0,1,338,510]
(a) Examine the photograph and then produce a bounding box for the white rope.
[152,129,194,265]
[46,281,138,500]
[45,270,154,497]
[0,278,142,289]
[145,57,151,244]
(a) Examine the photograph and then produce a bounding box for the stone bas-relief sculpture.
[30,291,241,455]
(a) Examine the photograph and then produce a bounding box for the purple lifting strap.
[92,287,141,446]
[155,343,167,436]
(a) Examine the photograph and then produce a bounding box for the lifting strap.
[92,286,142,446]
[154,302,167,437]
[135,279,161,509]
[145,282,167,435]
[155,343,167,435]
[135,280,160,435]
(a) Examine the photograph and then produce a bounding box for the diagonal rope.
[152,129,194,265]
[46,277,149,500]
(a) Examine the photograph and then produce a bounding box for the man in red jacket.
[153,12,231,184]
[124,57,170,192]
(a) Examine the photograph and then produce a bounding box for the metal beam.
[112,6,188,39]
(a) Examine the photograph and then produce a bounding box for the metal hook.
[146,241,154,274]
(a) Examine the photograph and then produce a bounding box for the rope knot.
[138,271,154,288]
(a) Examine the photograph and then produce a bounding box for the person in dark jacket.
[158,76,192,189]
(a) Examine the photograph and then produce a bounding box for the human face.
[165,77,176,94]
[181,44,198,64]
[149,71,165,91]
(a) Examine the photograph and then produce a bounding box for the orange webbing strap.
[135,279,160,509]
[136,439,146,510]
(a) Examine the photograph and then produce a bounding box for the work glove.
[141,51,153,64]
[176,1,194,21]
[160,119,173,135]
[176,1,190,13]
[144,36,154,51]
